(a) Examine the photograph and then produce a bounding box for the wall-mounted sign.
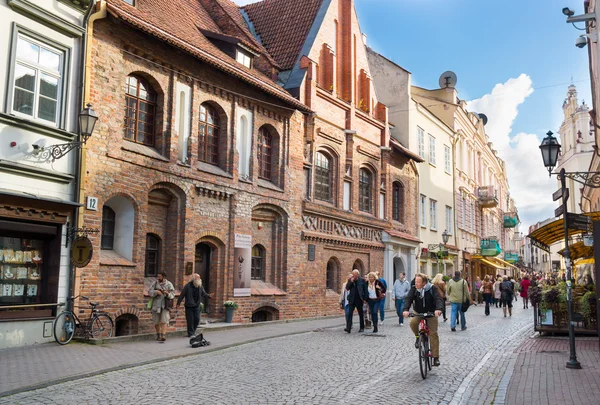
[86,196,98,211]
[71,236,93,267]
[233,233,251,297]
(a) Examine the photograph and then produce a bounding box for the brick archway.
[114,307,142,336]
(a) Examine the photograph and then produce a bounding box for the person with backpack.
[447,271,471,331]
[500,276,515,317]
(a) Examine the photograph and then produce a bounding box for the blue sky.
[234,0,594,233]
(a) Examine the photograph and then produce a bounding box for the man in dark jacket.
[402,273,444,367]
[345,269,368,333]
[177,273,213,337]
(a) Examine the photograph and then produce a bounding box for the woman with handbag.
[481,275,494,316]
[432,273,448,322]
[493,275,502,308]
[148,271,175,342]
[366,272,386,333]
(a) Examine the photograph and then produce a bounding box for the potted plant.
[224,300,238,323]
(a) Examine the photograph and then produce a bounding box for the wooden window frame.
[258,127,273,180]
[101,206,115,250]
[198,104,220,165]
[251,245,265,281]
[359,168,373,213]
[124,75,156,146]
[145,234,161,277]
[314,151,333,202]
[392,182,404,222]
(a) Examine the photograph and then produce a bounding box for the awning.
[489,256,519,271]
[480,258,505,270]
[528,211,600,251]
[558,241,594,261]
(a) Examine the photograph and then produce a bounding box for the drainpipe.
[70,0,107,301]
[451,131,459,275]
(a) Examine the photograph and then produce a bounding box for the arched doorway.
[195,243,212,312]
[394,256,406,281]
[252,306,279,323]
[115,314,139,336]
[352,259,364,275]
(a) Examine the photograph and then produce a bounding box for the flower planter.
[225,307,234,323]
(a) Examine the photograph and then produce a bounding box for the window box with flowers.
[224,300,238,323]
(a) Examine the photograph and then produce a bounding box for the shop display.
[1,284,12,297]
[16,267,28,279]
[2,266,15,280]
[26,284,38,297]
[13,284,24,297]
[28,267,41,280]
[3,249,15,263]
[0,237,45,306]
[23,251,32,263]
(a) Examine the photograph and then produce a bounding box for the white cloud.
[467,75,556,234]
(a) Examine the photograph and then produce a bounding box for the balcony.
[503,215,518,228]
[480,237,501,257]
[477,186,498,208]
[504,251,519,263]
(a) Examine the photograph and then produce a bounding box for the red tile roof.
[385,229,421,244]
[105,0,310,111]
[390,137,425,163]
[243,0,324,71]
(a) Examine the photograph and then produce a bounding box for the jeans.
[344,304,350,324]
[346,301,365,331]
[379,298,386,321]
[483,293,492,316]
[367,299,381,329]
[395,298,405,324]
[450,302,466,330]
[184,306,201,337]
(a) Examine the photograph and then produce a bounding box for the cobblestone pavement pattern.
[0,305,534,405]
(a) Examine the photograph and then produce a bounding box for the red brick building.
[79,0,420,335]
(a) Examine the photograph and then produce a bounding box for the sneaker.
[461,326,467,331]
[344,328,350,333]
[433,358,440,367]
[399,323,404,326]
[414,337,419,348]
[451,328,456,332]
[358,328,364,333]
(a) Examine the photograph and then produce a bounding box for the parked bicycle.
[409,312,435,379]
[53,295,114,345]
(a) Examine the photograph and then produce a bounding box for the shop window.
[124,75,156,146]
[144,234,160,277]
[1,234,58,318]
[101,206,115,250]
[359,168,373,213]
[251,244,265,280]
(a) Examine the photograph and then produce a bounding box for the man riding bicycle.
[402,273,444,367]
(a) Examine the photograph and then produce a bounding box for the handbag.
[461,280,471,312]
[146,297,154,310]
[165,292,175,310]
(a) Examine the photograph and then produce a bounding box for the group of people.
[148,272,213,342]
[340,270,388,334]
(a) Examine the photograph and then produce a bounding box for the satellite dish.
[478,113,488,126]
[439,71,457,89]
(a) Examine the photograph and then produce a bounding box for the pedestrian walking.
[376,271,387,325]
[362,274,372,329]
[474,277,482,304]
[392,272,410,325]
[520,275,531,309]
[432,273,448,322]
[344,269,367,333]
[176,273,213,338]
[481,275,494,316]
[339,273,353,327]
[447,271,471,331]
[493,276,502,307]
[366,272,386,333]
[148,271,175,342]
[500,276,514,317]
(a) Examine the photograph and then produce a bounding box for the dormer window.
[236,49,253,68]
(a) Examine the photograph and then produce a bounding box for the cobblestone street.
[0,304,534,405]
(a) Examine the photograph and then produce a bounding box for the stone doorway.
[195,242,212,312]
[115,314,139,336]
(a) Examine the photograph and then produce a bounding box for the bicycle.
[409,312,435,379]
[53,295,114,345]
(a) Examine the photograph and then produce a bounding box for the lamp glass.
[442,230,449,244]
[79,103,98,142]
[539,131,561,169]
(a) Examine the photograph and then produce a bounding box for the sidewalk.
[504,334,600,405]
[0,315,347,397]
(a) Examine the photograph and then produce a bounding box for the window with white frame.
[445,206,452,235]
[428,134,436,165]
[10,33,66,125]
[236,48,253,68]
[444,145,451,173]
[417,127,425,158]
[429,199,437,230]
[420,194,426,227]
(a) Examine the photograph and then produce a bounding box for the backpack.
[190,333,211,348]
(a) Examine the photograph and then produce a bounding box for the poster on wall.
[233,233,252,297]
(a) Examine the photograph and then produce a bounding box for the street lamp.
[436,230,450,274]
[33,103,98,161]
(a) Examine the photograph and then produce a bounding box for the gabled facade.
[0,0,91,348]
[246,0,421,299]
[366,50,459,278]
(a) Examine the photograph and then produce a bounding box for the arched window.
[251,244,265,280]
[199,103,219,165]
[359,168,373,213]
[315,151,333,202]
[352,259,364,274]
[392,181,405,222]
[257,127,273,180]
[145,234,161,277]
[101,206,115,250]
[326,258,337,291]
[124,75,156,146]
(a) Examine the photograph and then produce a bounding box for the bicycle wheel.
[54,311,75,345]
[419,335,428,379]
[427,339,432,371]
[90,313,114,339]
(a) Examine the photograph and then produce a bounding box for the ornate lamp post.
[437,230,450,274]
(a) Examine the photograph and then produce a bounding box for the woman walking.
[493,275,502,308]
[432,273,448,322]
[366,272,386,333]
[500,276,514,317]
[520,275,531,309]
[482,275,494,316]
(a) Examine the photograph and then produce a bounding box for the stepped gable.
[243,0,324,71]
[105,0,309,111]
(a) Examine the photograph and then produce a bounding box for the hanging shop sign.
[70,236,93,267]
